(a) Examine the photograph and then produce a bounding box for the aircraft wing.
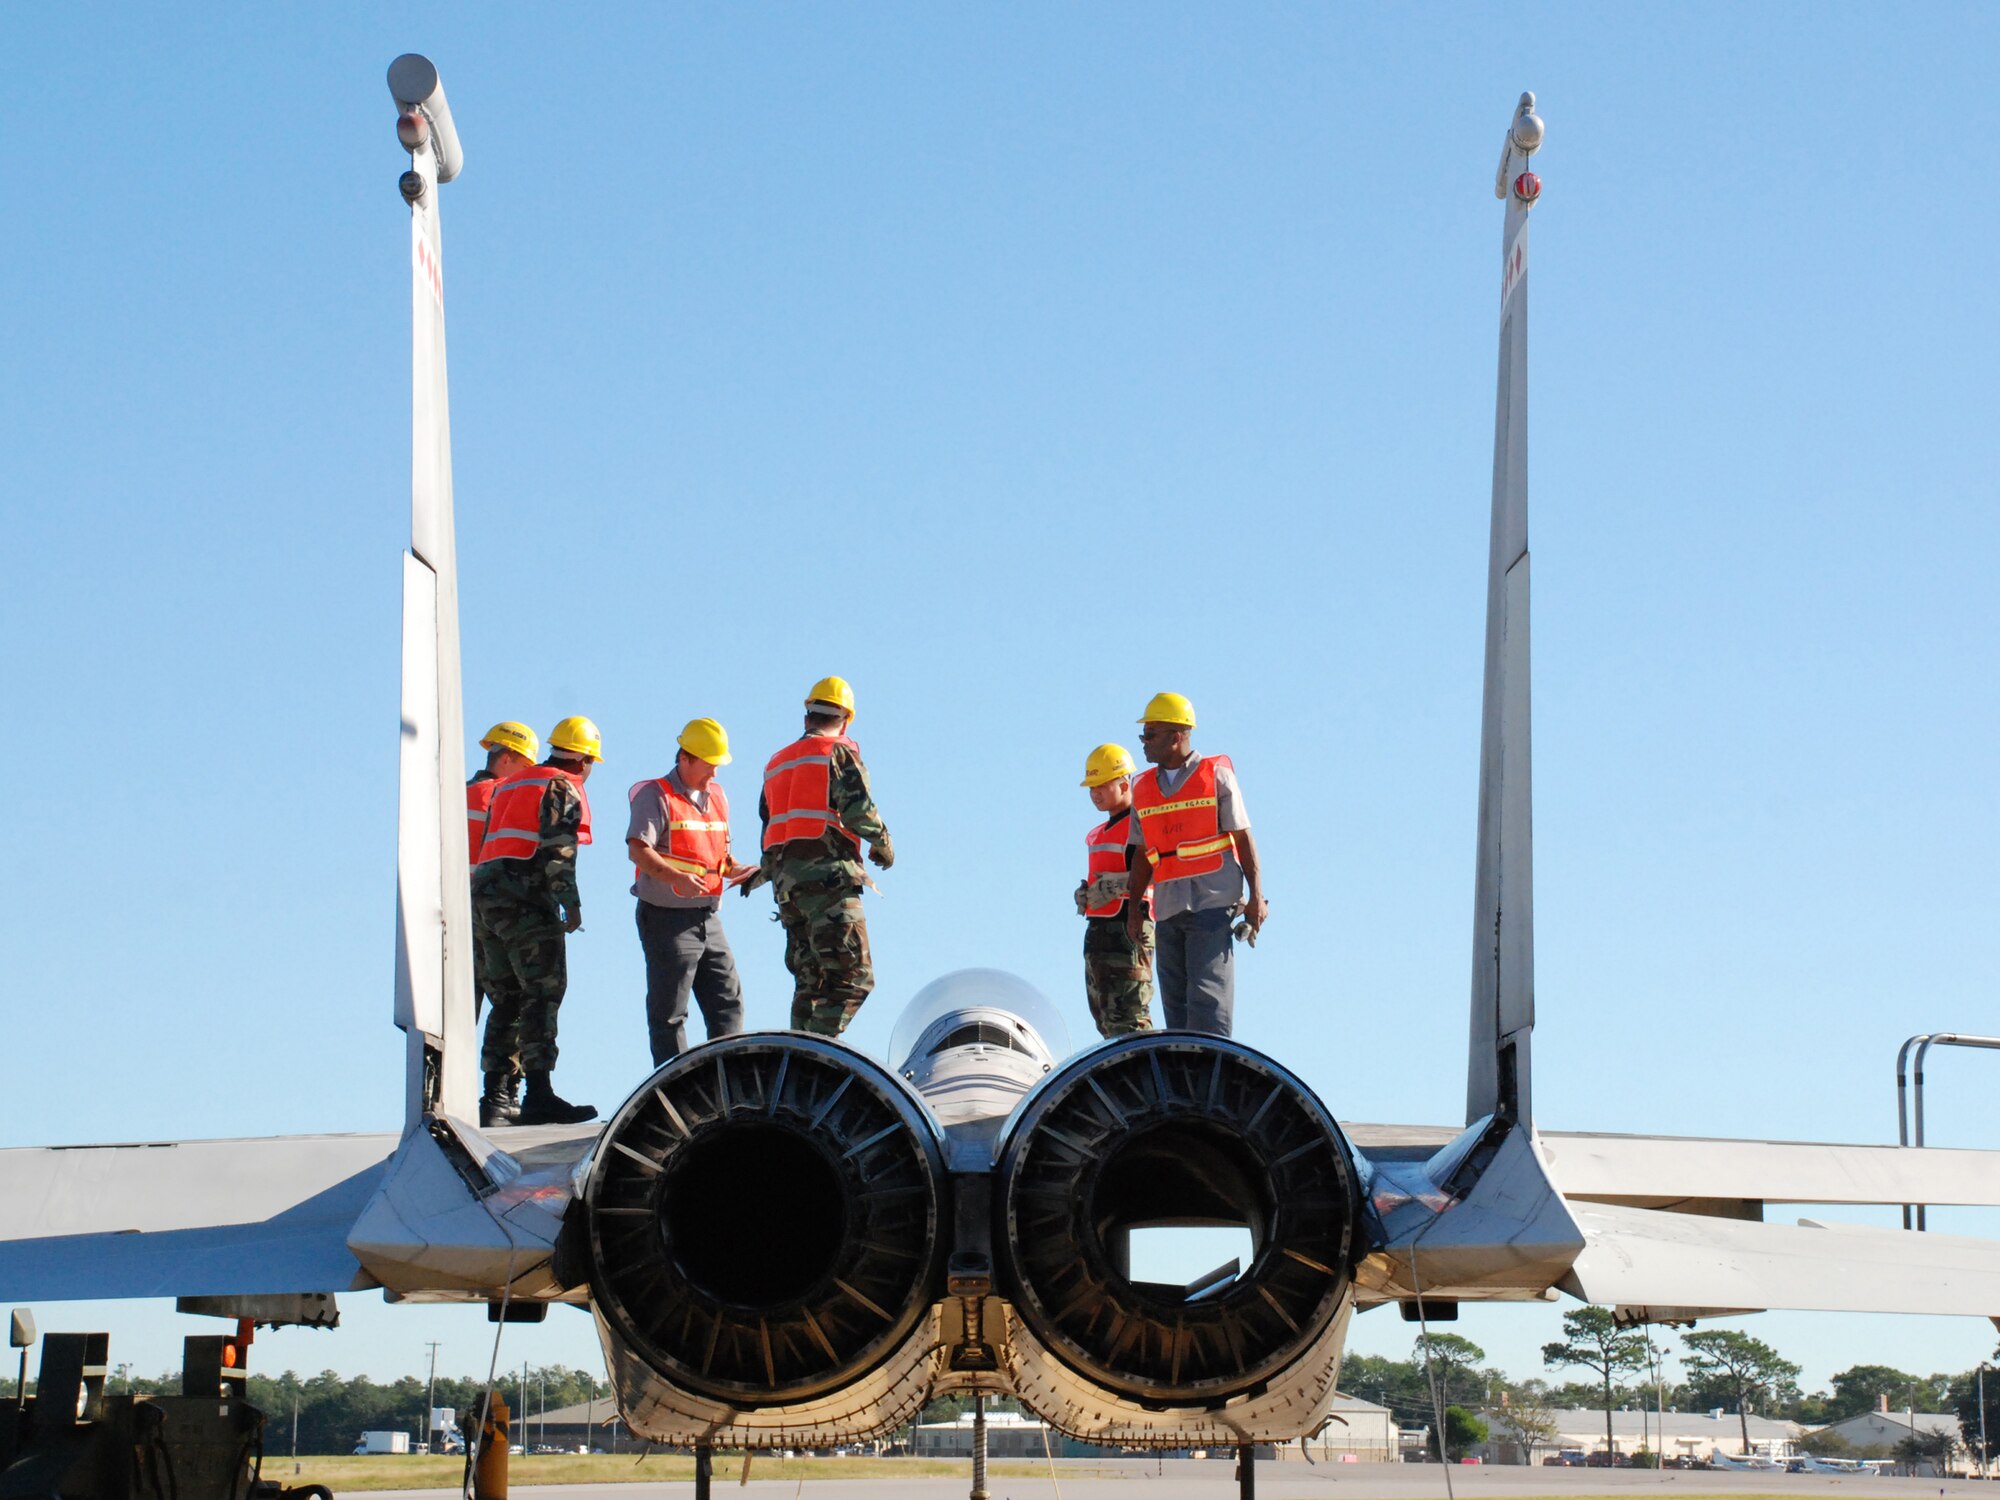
[1541,1129,2000,1210]
[1564,1203,2000,1318]
[1545,1131,2000,1319]
[0,1134,396,1299]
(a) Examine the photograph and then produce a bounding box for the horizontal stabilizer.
[1542,1130,2000,1209]
[1565,1201,2000,1317]
[0,1134,395,1300]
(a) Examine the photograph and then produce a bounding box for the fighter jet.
[7,65,2000,1464]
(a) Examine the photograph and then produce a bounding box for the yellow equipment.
[1137,691,1196,728]
[548,715,603,761]
[1081,743,1136,787]
[677,717,733,766]
[479,721,539,759]
[805,675,856,718]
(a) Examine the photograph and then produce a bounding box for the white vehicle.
[354,1431,411,1456]
[8,68,2000,1486]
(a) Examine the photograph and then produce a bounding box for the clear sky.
[3,4,1997,1398]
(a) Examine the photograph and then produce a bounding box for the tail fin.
[388,56,476,1133]
[1466,93,1545,1127]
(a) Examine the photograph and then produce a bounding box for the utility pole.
[424,1341,440,1454]
[522,1361,529,1452]
[291,1386,300,1459]
[1977,1365,1991,1481]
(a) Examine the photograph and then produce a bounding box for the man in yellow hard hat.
[1124,693,1267,1037]
[468,721,539,863]
[1075,743,1155,1037]
[470,714,602,1126]
[755,676,893,1036]
[626,717,758,1066]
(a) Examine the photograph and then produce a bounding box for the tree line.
[88,1313,2000,1462]
[112,1364,608,1457]
[1338,1308,2000,1463]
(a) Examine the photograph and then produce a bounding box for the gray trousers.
[1156,905,1235,1036]
[636,900,746,1065]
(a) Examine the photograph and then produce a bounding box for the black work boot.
[516,1072,597,1126]
[478,1071,521,1129]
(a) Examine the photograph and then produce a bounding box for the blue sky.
[4,4,1997,1396]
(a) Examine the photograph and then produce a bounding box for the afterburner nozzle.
[577,1034,946,1409]
[996,1034,1360,1405]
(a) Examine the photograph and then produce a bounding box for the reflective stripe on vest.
[1131,754,1234,884]
[475,766,593,864]
[466,778,500,862]
[629,777,732,896]
[1083,814,1143,919]
[762,734,862,852]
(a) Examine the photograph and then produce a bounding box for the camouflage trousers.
[1083,913,1155,1038]
[472,895,569,1073]
[779,885,874,1037]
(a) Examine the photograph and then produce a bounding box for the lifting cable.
[464,1246,520,1500]
[1408,1241,1456,1500]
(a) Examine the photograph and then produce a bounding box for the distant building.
[1480,1407,1801,1465]
[1278,1395,1398,1462]
[508,1398,633,1453]
[1815,1406,1961,1455]
[912,1409,1054,1458]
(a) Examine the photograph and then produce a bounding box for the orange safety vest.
[762,734,862,852]
[475,764,593,864]
[1131,755,1235,885]
[629,777,732,896]
[1083,812,1146,919]
[466,775,499,862]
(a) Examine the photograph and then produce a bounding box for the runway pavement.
[360,1458,1997,1500]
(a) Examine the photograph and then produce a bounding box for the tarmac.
[365,1459,1999,1499]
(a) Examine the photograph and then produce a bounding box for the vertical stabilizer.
[1466,93,1545,1127]
[388,56,475,1132]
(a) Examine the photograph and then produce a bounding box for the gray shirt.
[1126,752,1250,920]
[627,767,726,911]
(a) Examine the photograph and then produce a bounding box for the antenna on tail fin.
[1466,93,1544,1128]
[388,56,476,1133]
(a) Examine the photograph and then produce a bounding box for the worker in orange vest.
[1124,693,1267,1036]
[469,721,540,1033]
[626,717,758,1065]
[1075,744,1154,1037]
[756,676,893,1036]
[471,715,602,1126]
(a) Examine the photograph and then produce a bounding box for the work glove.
[868,837,895,870]
[1081,873,1129,910]
[561,907,584,934]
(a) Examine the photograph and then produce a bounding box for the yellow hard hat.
[804,675,856,719]
[1081,743,1136,788]
[548,715,604,761]
[479,721,539,759]
[677,717,732,766]
[1138,692,1197,728]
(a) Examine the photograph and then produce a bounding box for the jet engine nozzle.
[997,1035,1360,1411]
[578,1034,946,1412]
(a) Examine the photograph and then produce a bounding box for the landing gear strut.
[693,1442,712,1500]
[1236,1441,1256,1498]
[969,1392,989,1500]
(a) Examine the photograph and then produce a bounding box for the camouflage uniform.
[1081,808,1155,1038]
[758,741,888,1037]
[471,767,585,1074]
[1084,915,1155,1038]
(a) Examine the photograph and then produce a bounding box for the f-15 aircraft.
[7,61,2000,1463]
